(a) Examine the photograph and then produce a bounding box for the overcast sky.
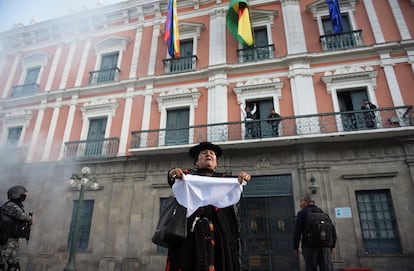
[0,0,125,32]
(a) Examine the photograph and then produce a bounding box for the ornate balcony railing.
[11,83,39,97]
[237,44,275,63]
[130,106,413,149]
[162,55,198,73]
[88,67,120,85]
[320,30,363,51]
[63,138,119,159]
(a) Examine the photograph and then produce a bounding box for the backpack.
[304,208,333,247]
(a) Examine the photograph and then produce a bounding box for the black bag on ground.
[152,197,187,248]
[305,208,333,247]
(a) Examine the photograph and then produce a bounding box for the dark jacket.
[361,102,376,110]
[293,204,337,249]
[166,168,241,271]
[267,113,281,125]
[0,200,32,239]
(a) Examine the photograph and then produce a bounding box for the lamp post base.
[63,261,77,271]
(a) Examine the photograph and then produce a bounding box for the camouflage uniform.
[0,200,32,271]
[0,238,19,269]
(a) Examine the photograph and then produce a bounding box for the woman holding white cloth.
[165,141,251,271]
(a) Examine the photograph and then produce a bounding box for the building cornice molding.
[80,98,119,119]
[321,66,378,93]
[307,0,358,18]
[341,171,398,179]
[160,21,206,38]
[94,36,131,54]
[233,76,283,104]
[1,110,33,127]
[156,87,201,109]
[21,51,50,67]
[322,66,378,83]
[234,77,283,92]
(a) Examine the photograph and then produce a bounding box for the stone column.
[27,100,47,161]
[118,88,134,155]
[281,0,307,54]
[41,97,62,160]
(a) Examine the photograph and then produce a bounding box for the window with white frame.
[91,36,130,84]
[233,77,283,114]
[0,111,32,162]
[1,111,32,148]
[163,22,204,73]
[12,52,48,97]
[69,98,120,158]
[80,98,119,141]
[156,88,201,146]
[166,107,190,146]
[322,14,352,35]
[166,39,194,73]
[307,0,362,50]
[322,66,379,131]
[233,77,283,138]
[356,189,401,254]
[237,9,276,63]
[6,126,23,147]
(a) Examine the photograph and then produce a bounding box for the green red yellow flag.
[226,0,254,47]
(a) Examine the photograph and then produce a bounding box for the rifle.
[21,212,33,245]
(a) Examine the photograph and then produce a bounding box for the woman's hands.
[169,168,185,181]
[169,168,251,184]
[238,171,251,184]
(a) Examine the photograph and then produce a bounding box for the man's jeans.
[302,246,333,271]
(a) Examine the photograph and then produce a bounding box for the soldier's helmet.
[7,185,28,200]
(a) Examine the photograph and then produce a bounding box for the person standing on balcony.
[240,102,257,138]
[360,99,377,128]
[165,141,251,271]
[267,108,281,136]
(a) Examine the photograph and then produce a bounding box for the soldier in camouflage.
[0,186,33,271]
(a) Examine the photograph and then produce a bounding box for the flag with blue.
[164,0,180,58]
[326,0,343,34]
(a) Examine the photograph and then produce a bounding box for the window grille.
[7,127,22,146]
[356,190,401,254]
[67,200,94,250]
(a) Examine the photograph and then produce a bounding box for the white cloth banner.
[172,174,244,217]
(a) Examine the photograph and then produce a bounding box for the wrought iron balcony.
[88,67,120,85]
[237,44,275,63]
[11,83,39,97]
[63,138,119,159]
[320,30,363,51]
[130,106,413,149]
[162,55,198,73]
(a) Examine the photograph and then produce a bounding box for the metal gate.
[240,175,299,271]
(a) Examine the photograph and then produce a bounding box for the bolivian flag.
[226,0,254,47]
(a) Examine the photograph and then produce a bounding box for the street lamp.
[64,166,99,271]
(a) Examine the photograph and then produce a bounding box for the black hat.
[189,142,223,159]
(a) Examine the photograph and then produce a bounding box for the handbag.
[152,197,187,248]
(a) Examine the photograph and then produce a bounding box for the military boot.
[6,263,19,271]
